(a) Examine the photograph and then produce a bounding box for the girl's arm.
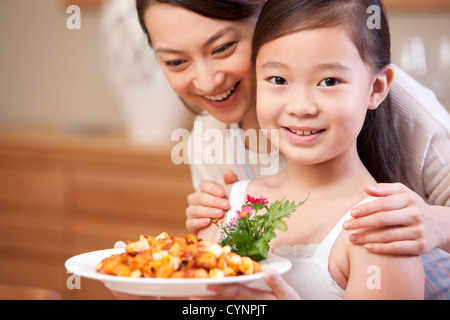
[344,240,424,300]
[344,183,450,254]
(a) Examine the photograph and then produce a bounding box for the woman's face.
[144,3,257,124]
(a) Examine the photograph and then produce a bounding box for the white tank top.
[225,180,377,300]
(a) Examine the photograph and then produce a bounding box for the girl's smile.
[282,126,326,144]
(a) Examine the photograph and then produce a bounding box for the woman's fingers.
[344,207,420,230]
[350,191,412,219]
[223,170,239,185]
[349,224,425,243]
[364,182,408,197]
[188,185,229,210]
[363,240,427,255]
[185,181,230,233]
[343,182,432,255]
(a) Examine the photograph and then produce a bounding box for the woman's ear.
[368,64,394,110]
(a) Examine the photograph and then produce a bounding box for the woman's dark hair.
[252,0,407,184]
[136,0,264,46]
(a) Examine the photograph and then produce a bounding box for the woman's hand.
[206,269,300,300]
[343,183,448,255]
[186,170,239,234]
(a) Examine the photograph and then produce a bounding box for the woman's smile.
[201,81,241,109]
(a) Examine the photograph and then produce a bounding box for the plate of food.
[65,233,292,297]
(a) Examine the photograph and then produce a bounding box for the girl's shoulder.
[342,235,424,299]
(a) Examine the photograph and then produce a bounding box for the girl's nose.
[285,89,319,117]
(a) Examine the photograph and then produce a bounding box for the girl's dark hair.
[252,0,407,184]
[136,0,264,46]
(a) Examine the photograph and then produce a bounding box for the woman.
[135,0,450,299]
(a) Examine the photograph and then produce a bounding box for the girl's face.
[145,3,257,124]
[256,26,379,166]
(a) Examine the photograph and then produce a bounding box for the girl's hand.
[206,269,300,300]
[186,170,238,234]
[343,183,443,255]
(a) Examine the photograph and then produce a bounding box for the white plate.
[65,248,291,297]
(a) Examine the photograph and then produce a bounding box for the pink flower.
[236,205,253,218]
[246,195,269,205]
[227,216,238,226]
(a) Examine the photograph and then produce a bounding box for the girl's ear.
[368,65,394,110]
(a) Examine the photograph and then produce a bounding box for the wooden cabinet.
[0,126,193,299]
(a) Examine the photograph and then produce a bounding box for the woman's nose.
[192,62,225,94]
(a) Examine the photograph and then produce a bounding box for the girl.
[134,0,449,298]
[203,0,424,299]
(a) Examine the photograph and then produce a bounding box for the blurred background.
[0,0,448,300]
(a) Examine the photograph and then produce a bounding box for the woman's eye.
[319,78,340,86]
[268,76,288,85]
[213,42,237,56]
[165,60,185,67]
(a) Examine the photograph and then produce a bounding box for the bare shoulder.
[344,238,424,299]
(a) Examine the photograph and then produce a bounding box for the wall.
[0,0,124,131]
[390,12,450,110]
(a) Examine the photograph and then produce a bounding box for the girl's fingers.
[264,269,300,300]
[207,284,275,300]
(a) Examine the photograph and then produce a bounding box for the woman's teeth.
[204,83,238,102]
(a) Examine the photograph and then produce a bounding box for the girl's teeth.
[291,129,321,136]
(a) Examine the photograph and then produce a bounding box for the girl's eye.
[268,76,288,85]
[319,78,340,86]
[213,42,237,56]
